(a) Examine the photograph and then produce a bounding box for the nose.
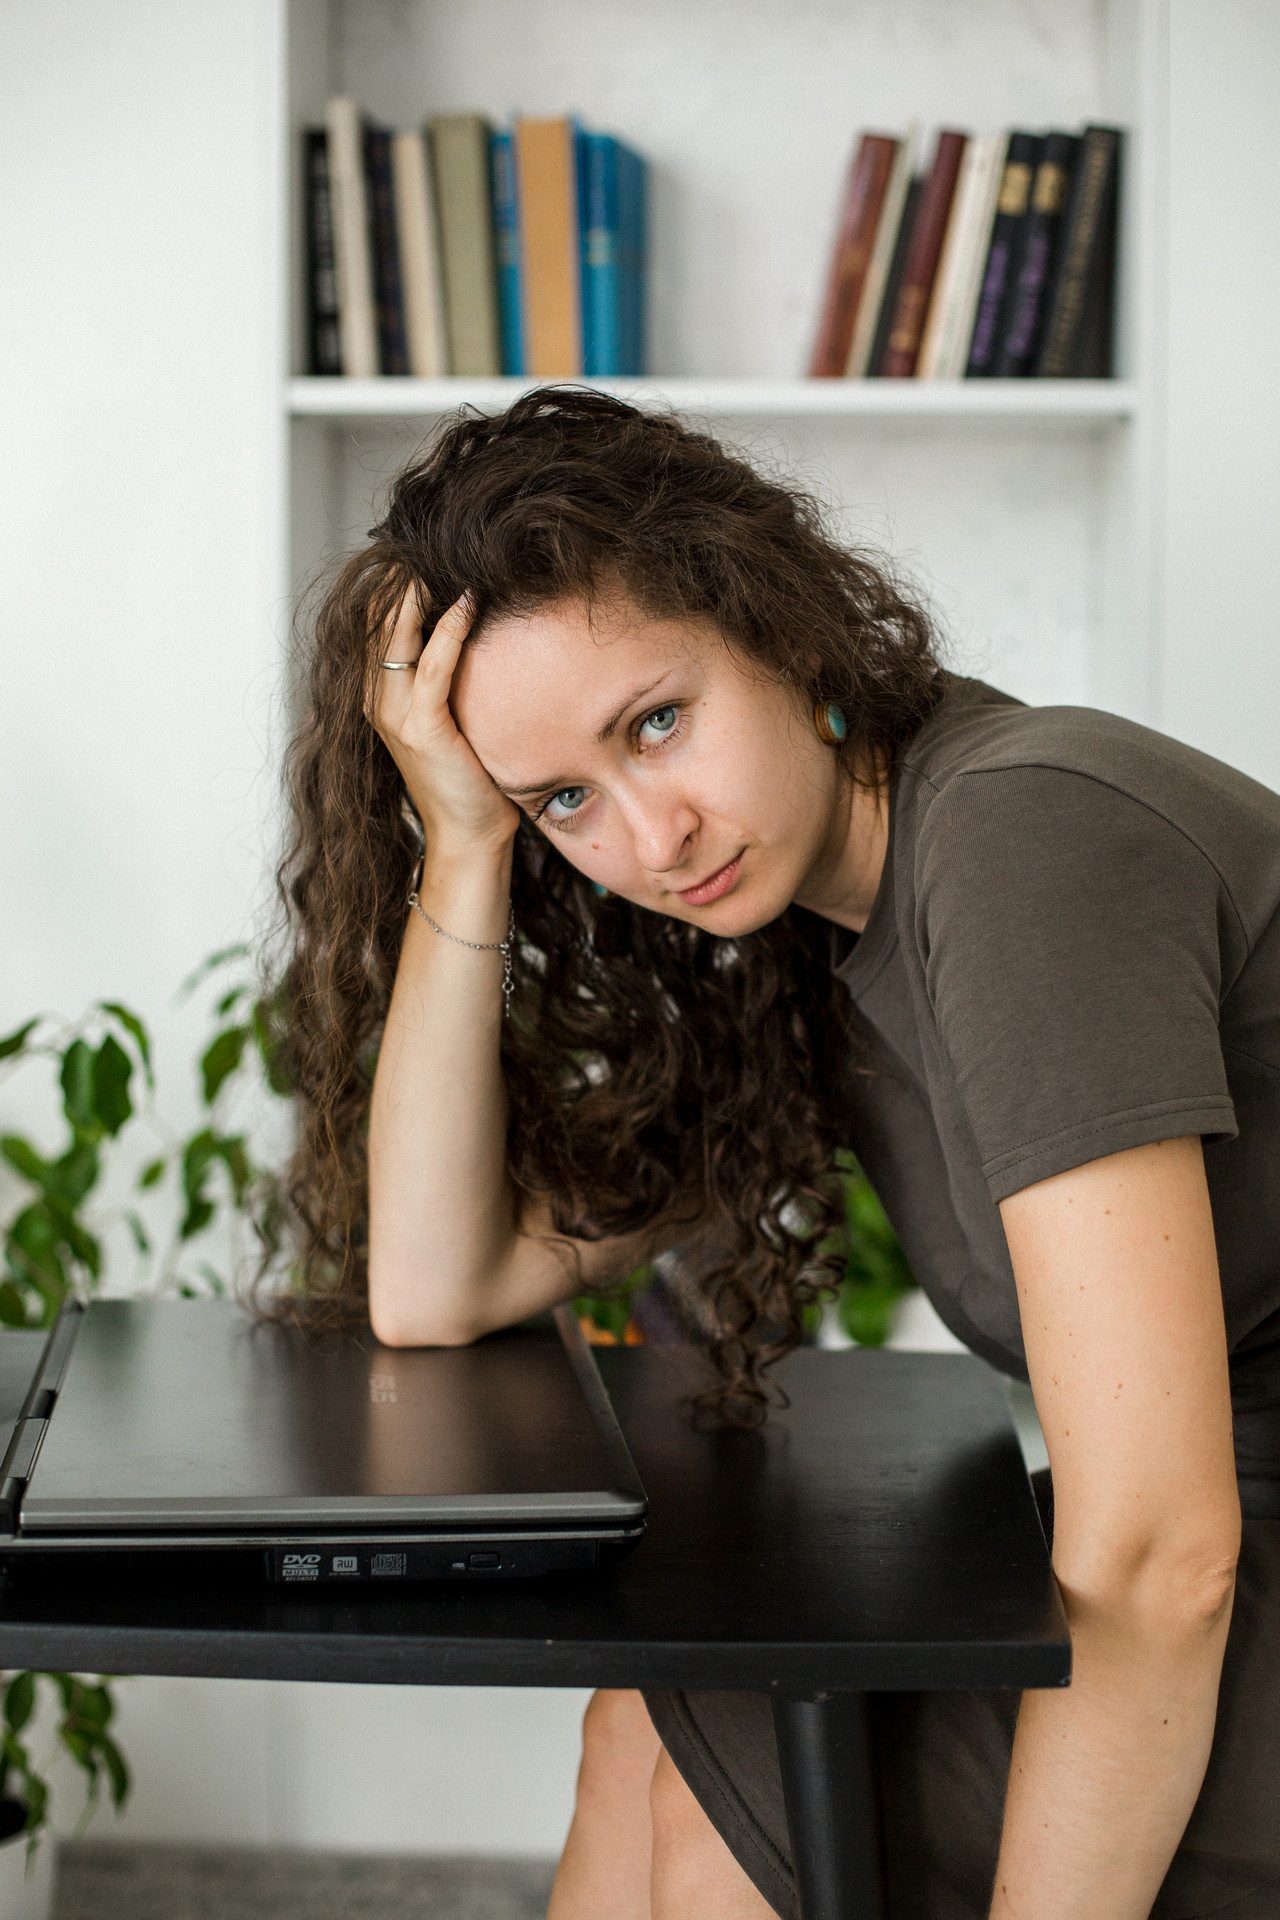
[622,790,699,876]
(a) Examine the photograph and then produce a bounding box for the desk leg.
[772,1693,884,1920]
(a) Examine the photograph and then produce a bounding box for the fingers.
[371,590,472,737]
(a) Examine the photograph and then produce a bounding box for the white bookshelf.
[288,377,1140,423]
[287,0,1160,723]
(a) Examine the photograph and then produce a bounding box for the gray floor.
[53,1843,557,1920]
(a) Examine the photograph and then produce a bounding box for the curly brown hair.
[276,387,941,1418]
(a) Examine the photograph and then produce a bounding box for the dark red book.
[880,129,968,378]
[808,134,899,377]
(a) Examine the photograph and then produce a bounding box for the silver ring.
[380,660,418,671]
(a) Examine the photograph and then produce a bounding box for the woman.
[280,388,1280,1918]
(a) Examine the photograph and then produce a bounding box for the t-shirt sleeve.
[916,765,1239,1203]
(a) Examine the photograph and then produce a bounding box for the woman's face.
[450,593,847,937]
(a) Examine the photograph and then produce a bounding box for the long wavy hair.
[275,387,941,1417]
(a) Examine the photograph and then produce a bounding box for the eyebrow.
[496,675,671,798]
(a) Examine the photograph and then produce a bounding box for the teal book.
[617,141,647,376]
[578,133,646,376]
[490,129,524,375]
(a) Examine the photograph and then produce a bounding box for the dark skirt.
[644,1504,1280,1920]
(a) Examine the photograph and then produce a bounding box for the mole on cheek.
[591,842,600,851]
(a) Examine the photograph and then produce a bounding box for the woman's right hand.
[370,590,519,855]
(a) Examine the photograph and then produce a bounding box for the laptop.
[0,1297,646,1584]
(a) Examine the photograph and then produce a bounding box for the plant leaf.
[0,1018,40,1061]
[50,1139,100,1207]
[0,1136,51,1188]
[0,1281,30,1327]
[200,1026,250,1106]
[60,1039,97,1135]
[100,1732,130,1809]
[91,1034,133,1136]
[98,1002,154,1091]
[137,1157,166,1190]
[124,1211,151,1255]
[180,945,250,999]
[3,1672,36,1736]
[7,1205,67,1288]
[43,1195,101,1279]
[252,993,294,1096]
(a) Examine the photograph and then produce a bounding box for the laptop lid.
[9,1298,646,1535]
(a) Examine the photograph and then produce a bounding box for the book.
[578,132,647,376]
[430,114,502,377]
[846,126,919,376]
[866,175,923,376]
[1034,125,1122,377]
[325,96,378,378]
[965,132,1041,376]
[392,131,448,377]
[303,130,342,376]
[616,142,647,376]
[992,130,1079,376]
[1072,165,1120,379]
[490,130,524,376]
[880,130,968,377]
[516,116,583,377]
[808,133,900,377]
[916,132,1006,380]
[363,126,408,376]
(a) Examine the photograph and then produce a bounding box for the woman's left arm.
[992,1135,1241,1920]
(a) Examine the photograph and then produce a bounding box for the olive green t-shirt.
[834,678,1280,1490]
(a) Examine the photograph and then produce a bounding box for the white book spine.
[325,96,378,379]
[392,132,449,377]
[935,133,1007,379]
[918,135,1006,380]
[845,124,919,378]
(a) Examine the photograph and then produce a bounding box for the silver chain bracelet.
[407,887,516,1017]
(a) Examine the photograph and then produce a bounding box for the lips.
[676,854,744,906]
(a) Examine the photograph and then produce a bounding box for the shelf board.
[287,376,1138,424]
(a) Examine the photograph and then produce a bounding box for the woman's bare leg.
[547,1689,662,1920]
[649,1746,779,1919]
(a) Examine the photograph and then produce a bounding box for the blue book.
[490,129,524,375]
[617,141,647,377]
[577,133,647,377]
[578,132,622,376]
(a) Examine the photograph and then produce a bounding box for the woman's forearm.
[989,1565,1235,1918]
[367,841,540,1344]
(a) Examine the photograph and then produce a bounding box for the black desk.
[0,1345,1068,1919]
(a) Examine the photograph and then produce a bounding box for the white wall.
[1159,0,1280,788]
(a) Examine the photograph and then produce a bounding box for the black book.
[866,176,923,377]
[304,129,342,376]
[992,131,1079,376]
[1034,126,1122,378]
[965,132,1041,377]
[363,125,408,376]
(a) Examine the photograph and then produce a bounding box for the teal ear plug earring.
[592,883,612,899]
[814,700,848,745]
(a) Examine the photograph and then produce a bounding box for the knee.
[649,1743,698,1844]
[579,1688,662,1795]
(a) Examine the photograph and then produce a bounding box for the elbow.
[367,1284,483,1351]
[1057,1529,1241,1645]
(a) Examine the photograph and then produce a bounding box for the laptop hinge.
[0,1417,50,1534]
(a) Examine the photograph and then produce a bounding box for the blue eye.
[639,704,679,744]
[545,786,588,821]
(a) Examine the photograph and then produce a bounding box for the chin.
[686,880,795,939]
